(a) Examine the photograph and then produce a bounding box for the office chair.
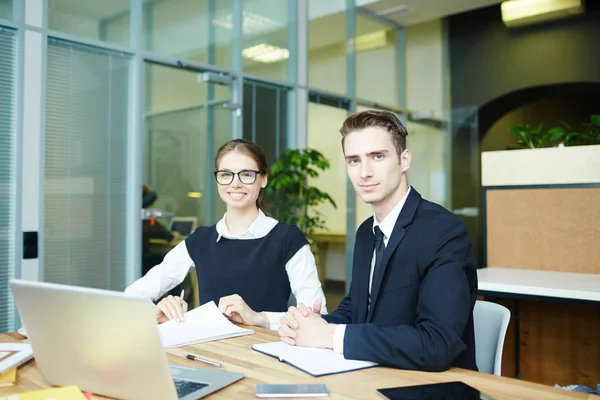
[473,300,511,376]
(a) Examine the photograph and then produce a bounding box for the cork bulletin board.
[485,186,600,273]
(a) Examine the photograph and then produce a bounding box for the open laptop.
[170,216,198,238]
[10,279,243,400]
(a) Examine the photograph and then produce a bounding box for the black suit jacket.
[323,188,478,372]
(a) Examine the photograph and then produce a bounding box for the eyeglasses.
[214,169,263,185]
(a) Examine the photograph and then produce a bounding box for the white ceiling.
[360,0,504,26]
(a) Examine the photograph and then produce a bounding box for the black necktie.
[369,226,385,305]
[373,226,385,278]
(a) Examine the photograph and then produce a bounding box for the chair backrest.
[473,300,511,375]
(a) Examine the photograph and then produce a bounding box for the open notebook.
[157,301,253,348]
[252,341,377,377]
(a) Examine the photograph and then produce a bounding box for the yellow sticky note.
[0,385,87,400]
[0,368,17,387]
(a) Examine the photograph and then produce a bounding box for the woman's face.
[215,150,267,211]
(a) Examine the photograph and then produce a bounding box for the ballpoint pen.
[179,289,185,303]
[186,354,222,368]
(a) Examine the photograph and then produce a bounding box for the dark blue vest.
[184,223,308,312]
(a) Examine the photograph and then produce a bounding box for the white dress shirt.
[125,209,327,331]
[333,187,411,353]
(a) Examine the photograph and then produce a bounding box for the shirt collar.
[216,209,272,241]
[372,186,412,241]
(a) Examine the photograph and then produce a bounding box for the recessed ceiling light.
[242,44,289,63]
[375,4,412,17]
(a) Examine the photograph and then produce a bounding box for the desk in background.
[480,149,600,388]
[312,232,346,285]
[478,267,600,303]
[478,267,600,386]
[0,328,594,399]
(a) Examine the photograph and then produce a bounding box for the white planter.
[481,144,600,186]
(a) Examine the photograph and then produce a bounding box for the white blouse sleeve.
[124,240,195,302]
[263,243,328,331]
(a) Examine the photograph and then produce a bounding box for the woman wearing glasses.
[125,139,327,330]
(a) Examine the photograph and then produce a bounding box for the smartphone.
[255,384,330,398]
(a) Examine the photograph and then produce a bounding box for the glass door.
[242,80,289,166]
[142,63,234,284]
[307,93,351,308]
[449,106,481,267]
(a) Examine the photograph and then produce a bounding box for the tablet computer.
[377,381,496,400]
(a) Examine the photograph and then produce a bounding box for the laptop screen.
[171,220,194,236]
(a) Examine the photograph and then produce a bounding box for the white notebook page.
[158,301,253,348]
[252,341,377,376]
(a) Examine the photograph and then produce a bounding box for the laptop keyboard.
[174,379,209,398]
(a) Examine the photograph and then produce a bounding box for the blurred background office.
[1,0,599,387]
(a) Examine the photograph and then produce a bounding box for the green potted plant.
[482,113,600,188]
[263,148,337,245]
[509,114,600,149]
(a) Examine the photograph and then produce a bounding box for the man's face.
[343,127,410,209]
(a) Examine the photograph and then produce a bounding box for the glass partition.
[0,0,12,20]
[308,0,347,94]
[0,26,16,332]
[142,63,232,279]
[243,80,288,166]
[450,106,481,266]
[142,0,234,69]
[241,0,290,81]
[48,0,130,46]
[307,99,348,308]
[356,14,398,106]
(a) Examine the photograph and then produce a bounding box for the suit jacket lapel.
[366,188,422,322]
[356,227,374,323]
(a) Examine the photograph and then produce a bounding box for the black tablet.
[377,381,496,400]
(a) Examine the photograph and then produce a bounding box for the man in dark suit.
[278,110,478,372]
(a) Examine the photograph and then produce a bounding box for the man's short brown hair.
[339,110,408,159]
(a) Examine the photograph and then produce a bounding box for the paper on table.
[157,301,253,348]
[252,341,377,377]
[0,343,33,375]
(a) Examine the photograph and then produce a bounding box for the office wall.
[405,19,444,118]
[48,11,99,39]
[448,4,600,266]
[405,19,447,208]
[449,4,600,110]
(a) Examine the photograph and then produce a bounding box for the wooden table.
[0,329,594,399]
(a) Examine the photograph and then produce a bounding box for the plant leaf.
[546,127,565,142]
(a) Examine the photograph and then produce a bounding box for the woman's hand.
[156,294,188,324]
[218,294,269,328]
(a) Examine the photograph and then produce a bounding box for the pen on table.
[186,354,222,368]
[178,289,185,322]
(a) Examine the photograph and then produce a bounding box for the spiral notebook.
[252,341,377,377]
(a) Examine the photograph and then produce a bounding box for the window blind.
[0,27,17,333]
[44,38,131,290]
